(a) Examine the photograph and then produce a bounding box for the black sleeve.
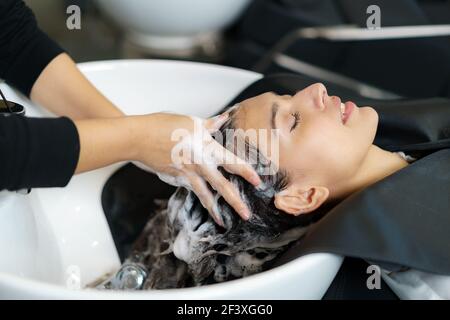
[0,0,64,96]
[0,116,80,191]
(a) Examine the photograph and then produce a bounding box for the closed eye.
[290,112,301,132]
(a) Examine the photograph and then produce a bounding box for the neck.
[332,145,410,201]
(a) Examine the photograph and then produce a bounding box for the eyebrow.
[271,102,279,129]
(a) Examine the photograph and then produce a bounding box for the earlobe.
[274,185,329,216]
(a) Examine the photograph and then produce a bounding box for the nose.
[293,83,327,111]
[312,83,327,95]
[312,83,327,109]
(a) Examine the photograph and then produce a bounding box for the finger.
[196,165,251,221]
[210,142,261,187]
[187,173,225,227]
[204,112,229,133]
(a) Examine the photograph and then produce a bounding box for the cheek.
[329,108,378,178]
[288,125,363,181]
[312,132,357,179]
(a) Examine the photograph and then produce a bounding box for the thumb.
[204,112,229,134]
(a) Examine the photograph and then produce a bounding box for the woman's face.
[232,83,379,209]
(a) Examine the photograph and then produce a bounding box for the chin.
[353,107,378,149]
[361,106,379,130]
[369,107,379,129]
[364,106,378,119]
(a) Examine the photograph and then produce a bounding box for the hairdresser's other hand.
[133,112,261,226]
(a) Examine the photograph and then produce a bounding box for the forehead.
[233,92,275,130]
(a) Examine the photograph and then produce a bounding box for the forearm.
[30,53,124,120]
[74,113,188,174]
[74,116,141,174]
[0,114,150,189]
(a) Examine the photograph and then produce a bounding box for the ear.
[274,185,329,216]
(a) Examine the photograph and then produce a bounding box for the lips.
[325,94,355,125]
[340,101,355,124]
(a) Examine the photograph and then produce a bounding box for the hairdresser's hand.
[133,112,261,226]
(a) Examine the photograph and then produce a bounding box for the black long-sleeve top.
[0,0,80,191]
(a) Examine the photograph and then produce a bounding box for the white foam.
[132,115,222,194]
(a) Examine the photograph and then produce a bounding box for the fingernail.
[215,218,225,227]
[212,214,224,227]
[251,174,261,187]
[240,207,252,220]
[211,114,222,121]
[212,113,228,125]
[212,208,225,227]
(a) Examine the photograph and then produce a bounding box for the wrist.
[129,112,194,170]
[128,113,161,163]
[125,116,143,162]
